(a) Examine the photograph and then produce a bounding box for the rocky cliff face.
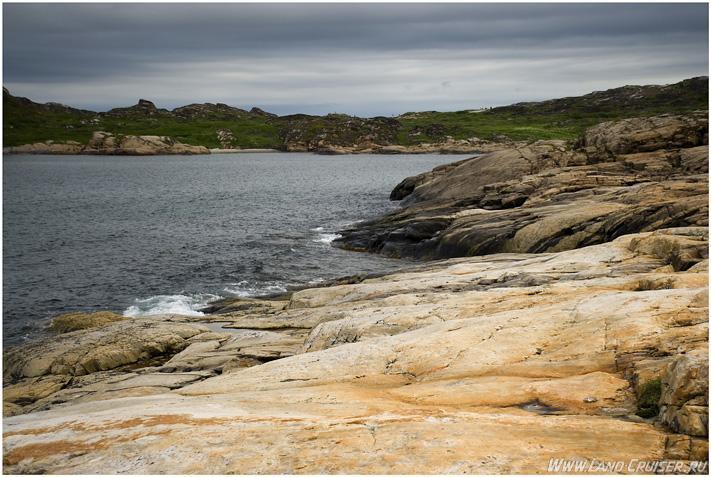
[3,131,210,155]
[2,112,708,473]
[335,113,708,259]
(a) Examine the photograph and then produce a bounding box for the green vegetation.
[4,77,708,149]
[3,95,282,148]
[636,378,662,418]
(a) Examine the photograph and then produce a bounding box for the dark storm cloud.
[3,3,708,115]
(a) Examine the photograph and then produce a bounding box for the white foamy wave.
[313,233,342,244]
[310,226,324,232]
[223,280,288,298]
[123,293,220,317]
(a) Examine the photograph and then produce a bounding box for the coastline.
[4,132,510,157]
[3,143,504,156]
[209,148,280,154]
[3,112,708,473]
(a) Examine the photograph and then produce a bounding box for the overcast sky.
[3,3,709,116]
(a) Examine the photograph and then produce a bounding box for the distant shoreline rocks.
[308,138,510,155]
[3,131,210,156]
[4,132,509,156]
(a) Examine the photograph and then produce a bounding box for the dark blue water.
[3,152,468,344]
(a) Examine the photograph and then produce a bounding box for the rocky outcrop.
[576,113,708,162]
[250,107,277,117]
[335,114,709,259]
[281,114,402,152]
[83,131,210,155]
[660,350,709,437]
[215,128,236,148]
[106,99,169,117]
[3,132,211,155]
[390,157,472,200]
[2,228,708,472]
[2,141,84,155]
[311,137,511,155]
[173,103,248,120]
[49,311,125,333]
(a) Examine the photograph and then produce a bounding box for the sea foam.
[223,280,289,297]
[313,233,342,244]
[123,293,220,317]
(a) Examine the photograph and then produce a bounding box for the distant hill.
[4,77,708,150]
[492,76,708,115]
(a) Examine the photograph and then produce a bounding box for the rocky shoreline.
[3,112,708,473]
[296,137,510,155]
[3,131,210,156]
[3,133,506,156]
[335,113,708,259]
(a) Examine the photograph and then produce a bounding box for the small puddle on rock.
[519,400,565,415]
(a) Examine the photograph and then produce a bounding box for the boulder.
[49,311,125,333]
[660,350,709,437]
[576,113,708,162]
[83,131,210,155]
[3,319,209,381]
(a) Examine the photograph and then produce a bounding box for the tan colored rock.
[49,311,125,333]
[3,141,83,155]
[577,113,708,162]
[3,320,209,381]
[660,350,709,437]
[3,375,70,406]
[2,229,707,473]
[3,132,210,155]
[402,140,584,204]
[84,131,210,155]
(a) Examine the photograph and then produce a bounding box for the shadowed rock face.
[335,113,709,260]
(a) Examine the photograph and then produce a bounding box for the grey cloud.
[3,3,708,115]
